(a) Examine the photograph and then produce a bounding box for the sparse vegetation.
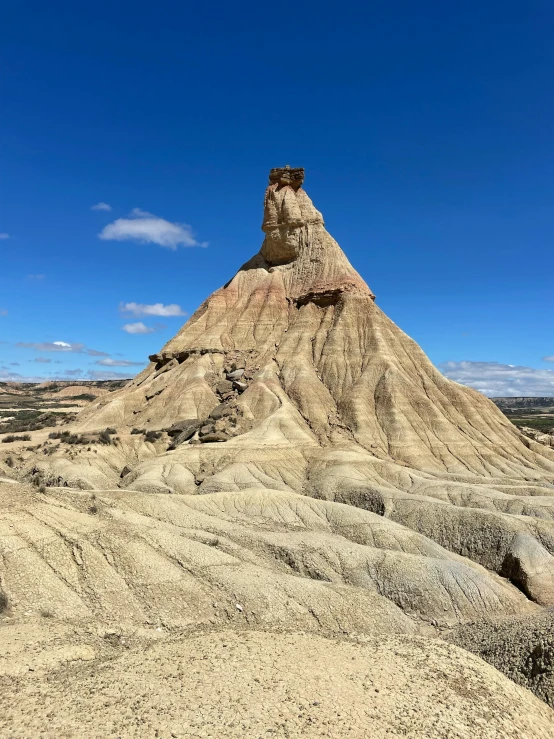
[48,429,116,445]
[0,411,70,435]
[49,430,71,439]
[98,430,112,445]
[144,430,162,443]
[493,397,554,434]
[2,434,31,443]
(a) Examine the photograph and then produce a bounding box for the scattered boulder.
[226,369,244,381]
[216,380,234,395]
[167,419,202,437]
[198,431,230,443]
[199,423,215,437]
[209,403,235,421]
[167,419,204,450]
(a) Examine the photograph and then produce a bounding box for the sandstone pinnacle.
[4,169,554,721]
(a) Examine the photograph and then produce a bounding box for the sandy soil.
[1,628,553,738]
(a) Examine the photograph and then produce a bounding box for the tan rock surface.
[2,167,554,733]
[20,166,554,613]
[1,629,553,738]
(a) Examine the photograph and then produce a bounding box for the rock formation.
[2,168,554,732]
[521,426,554,448]
[17,167,554,612]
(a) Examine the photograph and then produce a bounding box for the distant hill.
[492,397,554,410]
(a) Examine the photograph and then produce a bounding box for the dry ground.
[1,627,554,738]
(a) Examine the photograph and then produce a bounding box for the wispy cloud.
[99,208,206,250]
[33,357,52,363]
[0,369,51,382]
[61,369,84,377]
[119,301,186,318]
[122,322,156,334]
[27,274,45,281]
[16,340,109,357]
[439,360,554,397]
[95,358,146,367]
[543,356,554,362]
[0,369,25,381]
[91,202,112,212]
[0,233,10,240]
[0,309,7,316]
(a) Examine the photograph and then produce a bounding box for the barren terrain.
[1,168,554,736]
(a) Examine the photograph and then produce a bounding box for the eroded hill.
[1,167,554,736]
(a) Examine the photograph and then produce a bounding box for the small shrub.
[40,609,54,618]
[0,592,8,613]
[39,485,46,493]
[144,430,162,443]
[131,428,143,435]
[98,430,112,445]
[5,456,14,468]
[2,434,31,443]
[89,504,98,514]
[104,427,117,435]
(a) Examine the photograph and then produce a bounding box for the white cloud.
[16,341,109,357]
[119,301,186,318]
[33,357,52,363]
[543,356,554,362]
[0,233,10,240]
[0,369,37,381]
[91,202,112,212]
[95,358,146,367]
[99,208,206,250]
[439,361,554,397]
[122,322,155,334]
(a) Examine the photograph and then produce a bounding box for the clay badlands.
[1,167,554,737]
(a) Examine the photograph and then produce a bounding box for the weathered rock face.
[19,166,554,626]
[521,426,554,448]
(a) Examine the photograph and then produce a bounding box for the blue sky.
[1,0,553,395]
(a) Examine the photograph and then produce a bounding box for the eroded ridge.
[2,168,554,721]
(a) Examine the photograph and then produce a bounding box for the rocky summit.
[1,168,554,737]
